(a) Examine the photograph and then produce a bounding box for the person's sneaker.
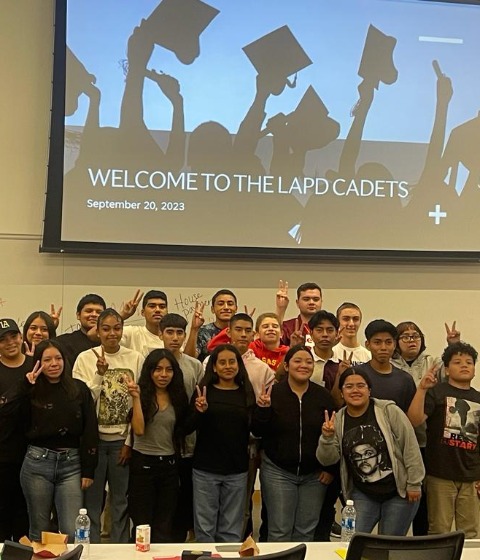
[330,521,341,538]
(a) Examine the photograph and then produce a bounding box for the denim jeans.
[351,487,419,535]
[260,453,328,542]
[20,446,82,542]
[84,439,129,543]
[192,468,247,543]
[128,451,179,543]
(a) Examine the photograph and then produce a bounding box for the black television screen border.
[41,0,480,263]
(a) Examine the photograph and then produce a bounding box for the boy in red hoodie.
[250,313,289,371]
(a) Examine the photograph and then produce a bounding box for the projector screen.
[42,0,480,259]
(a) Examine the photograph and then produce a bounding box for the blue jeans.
[351,487,420,535]
[260,454,328,542]
[192,468,247,542]
[20,446,83,542]
[84,439,129,543]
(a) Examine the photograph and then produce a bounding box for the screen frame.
[41,0,480,263]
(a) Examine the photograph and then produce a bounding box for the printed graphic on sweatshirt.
[343,424,393,483]
[442,396,480,450]
[98,368,133,427]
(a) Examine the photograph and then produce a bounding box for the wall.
[1,1,480,386]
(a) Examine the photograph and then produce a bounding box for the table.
[86,541,480,560]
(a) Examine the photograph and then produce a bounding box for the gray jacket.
[316,398,424,499]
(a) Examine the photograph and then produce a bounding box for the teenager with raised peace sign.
[73,308,144,543]
[252,344,336,542]
[20,339,98,543]
[185,343,255,542]
[317,367,424,536]
[126,348,189,543]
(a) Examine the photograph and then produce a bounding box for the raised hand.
[195,385,208,413]
[86,325,99,342]
[120,289,144,320]
[24,340,35,358]
[243,305,256,318]
[26,360,43,384]
[50,304,63,328]
[322,410,336,438]
[146,69,181,103]
[276,279,289,312]
[125,377,140,399]
[338,350,353,376]
[445,321,461,345]
[419,366,439,390]
[290,318,305,347]
[335,326,345,344]
[257,383,273,407]
[191,301,205,330]
[92,346,109,376]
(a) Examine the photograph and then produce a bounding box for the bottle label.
[75,528,90,540]
[342,518,355,530]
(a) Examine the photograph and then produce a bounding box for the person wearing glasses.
[392,322,446,386]
[317,368,424,536]
[391,320,457,535]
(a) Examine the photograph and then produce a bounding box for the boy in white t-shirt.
[333,302,371,365]
[120,289,168,356]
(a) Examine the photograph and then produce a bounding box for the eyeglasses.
[352,449,379,462]
[342,383,369,390]
[399,334,421,342]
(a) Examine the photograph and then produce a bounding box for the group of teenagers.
[1,282,479,547]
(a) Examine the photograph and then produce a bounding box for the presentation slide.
[54,0,480,254]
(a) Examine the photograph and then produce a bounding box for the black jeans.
[128,450,179,543]
[0,462,29,541]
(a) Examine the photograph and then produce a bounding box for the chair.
[59,544,84,560]
[345,531,464,560]
[201,544,306,560]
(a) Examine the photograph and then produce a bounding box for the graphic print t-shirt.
[425,382,480,481]
[98,368,134,433]
[343,401,397,501]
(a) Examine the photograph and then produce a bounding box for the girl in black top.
[20,340,98,542]
[253,345,335,542]
[188,344,255,542]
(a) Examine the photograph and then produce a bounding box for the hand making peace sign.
[322,410,336,438]
[445,321,461,345]
[26,360,43,384]
[92,346,109,376]
[195,385,208,413]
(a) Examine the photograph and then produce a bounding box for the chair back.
[345,531,464,560]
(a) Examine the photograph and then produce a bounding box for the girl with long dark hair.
[22,312,56,355]
[127,348,188,542]
[188,343,255,542]
[20,339,98,542]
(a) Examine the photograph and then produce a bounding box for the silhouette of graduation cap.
[243,26,312,93]
[358,24,398,89]
[286,86,340,151]
[143,0,220,65]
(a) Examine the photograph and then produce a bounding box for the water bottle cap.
[79,508,87,515]
[346,500,354,506]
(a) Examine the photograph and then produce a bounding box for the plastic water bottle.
[74,508,90,558]
[340,499,356,543]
